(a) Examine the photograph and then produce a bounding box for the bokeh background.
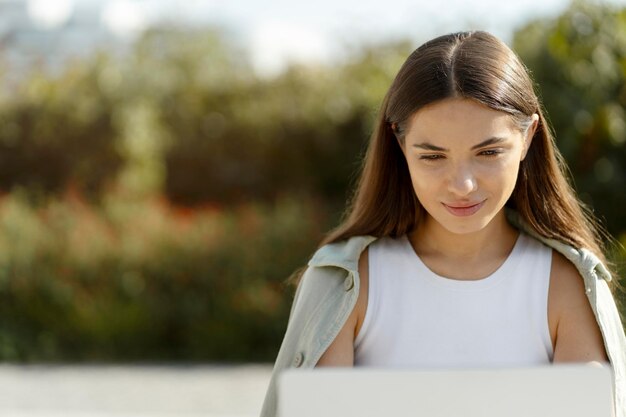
[0,0,625,414]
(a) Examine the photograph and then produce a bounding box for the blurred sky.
[15,0,626,77]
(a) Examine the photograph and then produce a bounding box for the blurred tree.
[0,57,123,203]
[113,27,254,199]
[514,0,626,239]
[0,25,417,211]
[160,37,412,209]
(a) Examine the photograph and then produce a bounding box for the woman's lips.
[442,200,485,217]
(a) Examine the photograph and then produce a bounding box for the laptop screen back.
[278,364,613,417]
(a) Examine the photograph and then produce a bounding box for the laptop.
[278,364,614,417]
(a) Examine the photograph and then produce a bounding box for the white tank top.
[354,232,554,368]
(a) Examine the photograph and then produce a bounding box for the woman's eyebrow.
[412,136,508,152]
[412,142,447,151]
[470,137,508,150]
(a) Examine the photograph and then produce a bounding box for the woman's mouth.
[442,200,485,217]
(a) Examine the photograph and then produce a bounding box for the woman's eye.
[419,154,444,161]
[479,149,501,157]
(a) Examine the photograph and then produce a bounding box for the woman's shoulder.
[549,249,587,299]
[307,234,379,271]
[548,246,609,361]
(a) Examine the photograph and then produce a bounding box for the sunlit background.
[1,0,625,415]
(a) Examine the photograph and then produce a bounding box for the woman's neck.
[408,210,519,263]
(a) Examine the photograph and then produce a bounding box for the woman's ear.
[521,113,539,161]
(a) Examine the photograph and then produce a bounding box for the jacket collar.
[308,208,611,282]
[307,234,377,272]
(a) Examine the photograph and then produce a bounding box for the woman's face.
[398,97,538,235]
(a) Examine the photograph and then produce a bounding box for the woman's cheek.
[410,174,437,197]
[476,157,518,176]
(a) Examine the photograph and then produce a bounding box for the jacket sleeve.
[259,264,355,417]
[594,277,626,417]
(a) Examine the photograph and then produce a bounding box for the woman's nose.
[447,164,478,196]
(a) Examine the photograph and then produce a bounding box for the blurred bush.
[0,189,332,361]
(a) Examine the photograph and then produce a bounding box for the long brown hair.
[317,30,616,275]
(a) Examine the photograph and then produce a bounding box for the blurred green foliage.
[0,1,624,362]
[0,58,122,202]
[514,0,626,236]
[0,190,330,361]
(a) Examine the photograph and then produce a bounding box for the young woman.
[261,31,626,417]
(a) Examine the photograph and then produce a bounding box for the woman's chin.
[426,207,504,236]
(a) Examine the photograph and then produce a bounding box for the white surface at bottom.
[279,364,614,417]
[0,364,272,417]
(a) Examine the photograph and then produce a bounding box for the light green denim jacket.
[261,210,626,417]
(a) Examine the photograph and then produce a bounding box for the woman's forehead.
[406,98,520,144]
